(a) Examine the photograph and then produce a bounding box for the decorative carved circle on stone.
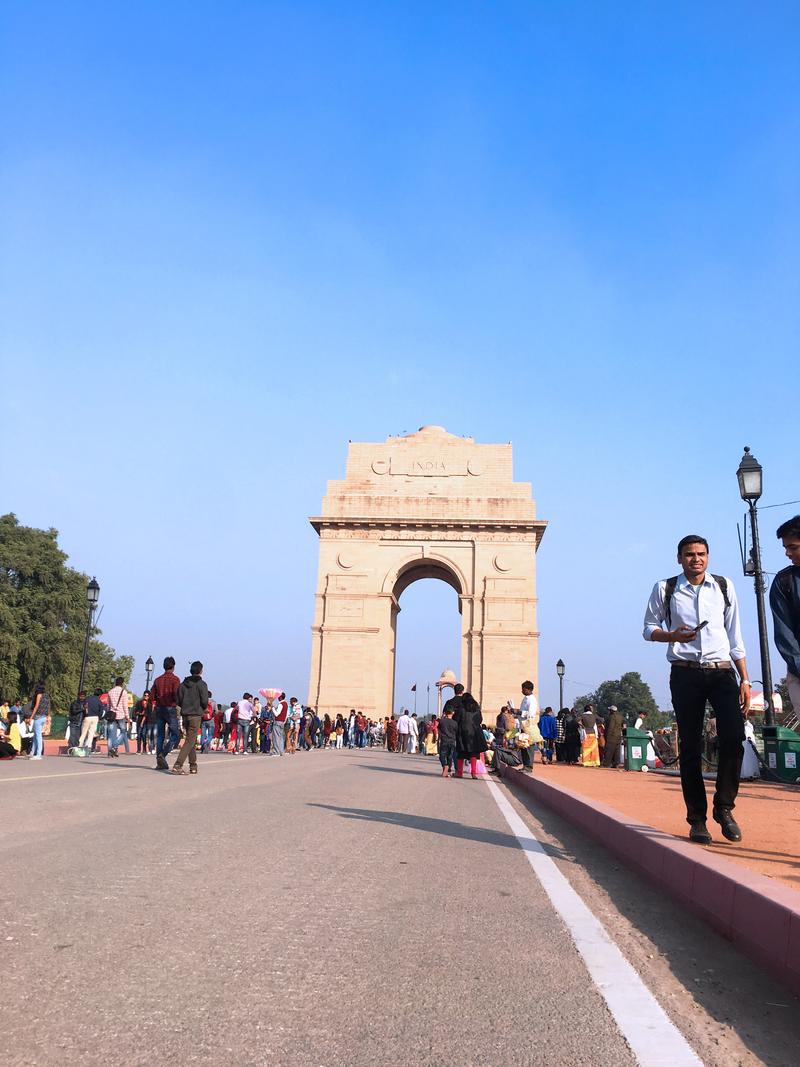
[337,552,354,569]
[493,554,511,572]
[372,459,390,475]
[467,458,483,476]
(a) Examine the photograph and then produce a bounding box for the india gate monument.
[307,426,547,721]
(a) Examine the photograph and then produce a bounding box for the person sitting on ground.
[6,712,23,756]
[0,717,17,759]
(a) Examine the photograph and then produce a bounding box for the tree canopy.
[0,513,132,711]
[572,671,660,725]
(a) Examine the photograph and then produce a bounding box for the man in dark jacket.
[171,661,210,775]
[68,692,86,750]
[602,705,624,768]
[770,516,800,715]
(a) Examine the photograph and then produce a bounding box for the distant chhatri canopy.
[436,669,457,690]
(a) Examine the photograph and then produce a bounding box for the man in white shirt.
[408,713,419,754]
[396,710,411,754]
[236,694,254,754]
[517,681,539,723]
[643,534,750,844]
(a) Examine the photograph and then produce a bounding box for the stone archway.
[307,426,547,721]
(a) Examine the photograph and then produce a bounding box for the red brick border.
[498,763,800,997]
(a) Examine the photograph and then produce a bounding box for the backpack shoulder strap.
[711,575,730,611]
[664,575,679,627]
[777,568,800,616]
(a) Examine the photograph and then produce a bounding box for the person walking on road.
[68,692,87,751]
[643,534,750,844]
[769,515,800,713]
[171,661,209,775]
[437,706,458,777]
[28,683,50,760]
[152,657,182,771]
[602,705,624,768]
[454,692,487,778]
[106,677,130,757]
[78,689,103,754]
[396,709,411,753]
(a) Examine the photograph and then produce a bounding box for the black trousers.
[669,666,744,824]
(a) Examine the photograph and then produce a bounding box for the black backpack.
[663,574,730,627]
[774,567,800,622]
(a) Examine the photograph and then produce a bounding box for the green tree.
[573,671,660,726]
[776,676,794,719]
[0,513,132,711]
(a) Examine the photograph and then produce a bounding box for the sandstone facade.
[307,426,547,720]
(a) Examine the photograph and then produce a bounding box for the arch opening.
[391,571,462,717]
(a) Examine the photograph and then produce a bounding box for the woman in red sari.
[386,717,399,753]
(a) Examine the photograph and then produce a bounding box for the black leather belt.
[671,660,732,670]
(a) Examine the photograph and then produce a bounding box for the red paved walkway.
[527,764,800,890]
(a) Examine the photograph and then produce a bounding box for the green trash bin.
[624,727,650,772]
[761,725,800,784]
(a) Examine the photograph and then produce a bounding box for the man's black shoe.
[156,755,168,771]
[688,821,712,844]
[713,808,742,842]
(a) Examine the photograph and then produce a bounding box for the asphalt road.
[2,749,798,1066]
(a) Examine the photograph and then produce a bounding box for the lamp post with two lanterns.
[77,577,100,699]
[736,446,774,727]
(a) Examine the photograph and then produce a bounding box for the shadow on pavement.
[307,801,573,860]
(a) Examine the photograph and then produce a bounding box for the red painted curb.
[498,763,800,997]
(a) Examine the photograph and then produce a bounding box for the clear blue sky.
[2,3,798,709]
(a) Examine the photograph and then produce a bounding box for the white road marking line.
[487,780,703,1067]
[0,757,242,783]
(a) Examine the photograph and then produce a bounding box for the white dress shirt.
[518,694,539,721]
[643,572,746,664]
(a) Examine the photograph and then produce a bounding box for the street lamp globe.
[87,576,100,606]
[556,659,565,678]
[145,655,154,674]
[736,446,762,503]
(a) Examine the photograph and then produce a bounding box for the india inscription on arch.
[307,426,547,720]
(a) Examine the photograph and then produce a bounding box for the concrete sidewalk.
[498,762,800,997]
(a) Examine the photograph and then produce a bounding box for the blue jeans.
[236,721,249,752]
[31,716,46,756]
[200,720,214,752]
[108,720,129,753]
[156,707,180,758]
[260,723,271,753]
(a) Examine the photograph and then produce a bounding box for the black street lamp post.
[736,446,774,727]
[145,656,154,692]
[556,658,565,710]
[77,577,100,699]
